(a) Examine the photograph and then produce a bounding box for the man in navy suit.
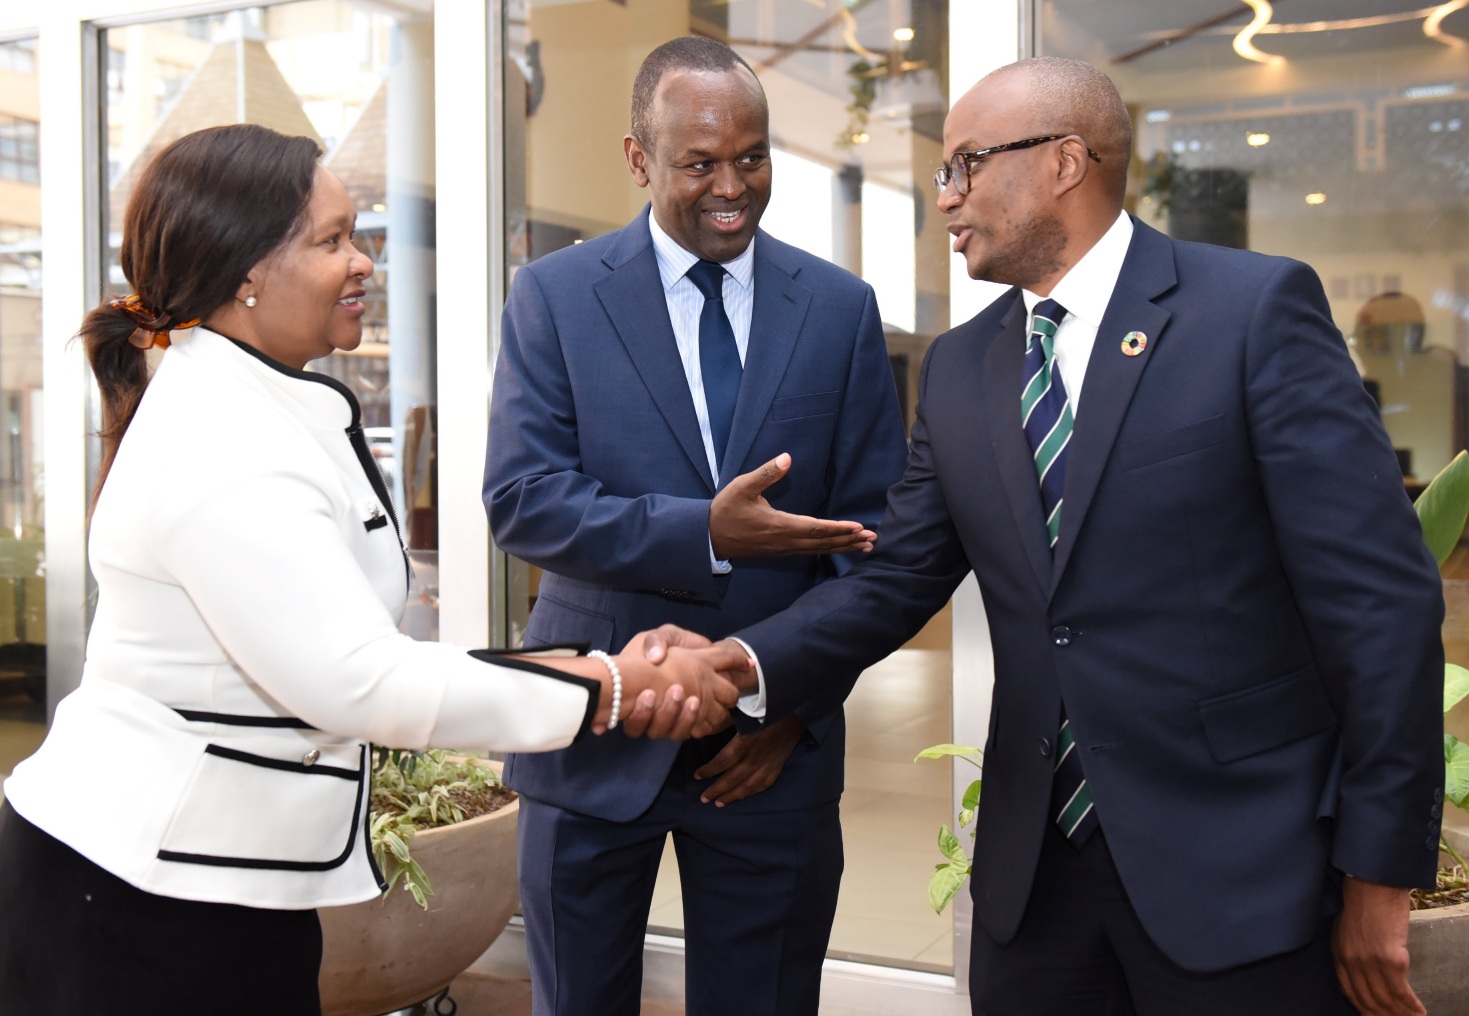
[483,36,907,1016]
[681,57,1445,1015]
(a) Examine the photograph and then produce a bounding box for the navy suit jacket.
[736,218,1445,971]
[485,208,907,822]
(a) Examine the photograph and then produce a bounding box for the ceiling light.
[1305,192,1326,205]
[851,131,871,144]
[1425,0,1468,46]
[1145,110,1171,123]
[371,203,387,212]
[1247,132,1271,146]
[1234,0,1286,65]
[893,27,915,42]
[1405,84,1456,98]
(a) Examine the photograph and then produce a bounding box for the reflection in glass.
[0,36,46,762]
[100,2,440,638]
[1043,0,1469,482]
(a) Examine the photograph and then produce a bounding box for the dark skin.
[621,67,885,800]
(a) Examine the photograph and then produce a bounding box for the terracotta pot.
[1408,900,1469,1015]
[317,790,519,1016]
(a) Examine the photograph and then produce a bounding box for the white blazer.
[4,328,596,909]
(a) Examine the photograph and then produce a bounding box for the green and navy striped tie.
[1021,299,1098,844]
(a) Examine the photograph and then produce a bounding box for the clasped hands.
[589,627,755,740]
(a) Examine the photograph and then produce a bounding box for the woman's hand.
[609,643,746,739]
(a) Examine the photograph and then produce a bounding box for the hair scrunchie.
[108,294,202,350]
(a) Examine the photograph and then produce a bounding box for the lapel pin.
[1121,331,1148,357]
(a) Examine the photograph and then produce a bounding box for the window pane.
[101,2,440,640]
[0,37,46,773]
[501,0,955,972]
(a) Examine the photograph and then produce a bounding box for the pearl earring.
[244,296,257,308]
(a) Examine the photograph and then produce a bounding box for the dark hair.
[630,36,763,151]
[81,124,321,500]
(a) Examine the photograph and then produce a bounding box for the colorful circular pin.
[1121,331,1148,356]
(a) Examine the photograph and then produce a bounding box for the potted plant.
[317,749,521,1016]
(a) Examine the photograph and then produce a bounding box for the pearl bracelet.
[587,650,622,730]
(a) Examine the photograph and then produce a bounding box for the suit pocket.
[157,741,366,870]
[1120,414,1225,471]
[772,390,841,422]
[1198,666,1337,763]
[526,593,616,653]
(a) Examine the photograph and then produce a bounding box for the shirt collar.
[647,209,756,295]
[1022,210,1133,327]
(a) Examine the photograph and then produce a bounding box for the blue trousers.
[517,738,843,1016]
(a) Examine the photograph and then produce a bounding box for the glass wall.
[500,0,956,971]
[0,36,45,779]
[1039,0,1469,864]
[99,1,441,639]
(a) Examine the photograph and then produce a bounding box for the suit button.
[1039,738,1053,757]
[302,749,321,766]
[1435,788,1445,803]
[1431,803,1443,819]
[1051,625,1072,646]
[1428,835,1440,851]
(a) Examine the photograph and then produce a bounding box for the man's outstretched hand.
[710,453,876,559]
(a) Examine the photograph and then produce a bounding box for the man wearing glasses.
[485,35,906,1016]
[700,56,1443,1015]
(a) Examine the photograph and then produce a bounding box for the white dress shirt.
[1020,210,1134,408]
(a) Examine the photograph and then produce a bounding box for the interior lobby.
[2,1,1468,1012]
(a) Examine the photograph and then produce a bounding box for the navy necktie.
[687,260,742,473]
[1020,298,1099,845]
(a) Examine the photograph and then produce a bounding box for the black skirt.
[0,800,322,1016]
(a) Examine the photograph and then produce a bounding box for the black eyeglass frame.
[933,134,1102,196]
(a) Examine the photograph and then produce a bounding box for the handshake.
[586,626,759,740]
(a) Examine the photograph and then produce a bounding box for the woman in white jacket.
[0,124,741,1016]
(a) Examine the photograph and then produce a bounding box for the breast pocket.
[1120,414,1225,472]
[772,391,841,422]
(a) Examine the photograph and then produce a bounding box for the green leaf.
[1446,734,1469,810]
[937,824,968,864]
[928,863,970,915]
[1447,664,1469,715]
[961,778,983,811]
[914,743,982,762]
[957,807,975,828]
[1414,451,1469,567]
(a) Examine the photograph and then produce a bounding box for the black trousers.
[969,821,1355,1016]
[0,800,322,1016]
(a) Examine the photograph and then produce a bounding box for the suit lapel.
[1050,222,1177,592]
[984,294,1055,597]
[593,215,715,491]
[718,236,810,486]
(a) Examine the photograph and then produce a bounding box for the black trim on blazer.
[157,745,369,873]
[219,335,407,587]
[173,708,316,730]
[466,649,601,741]
[201,742,360,779]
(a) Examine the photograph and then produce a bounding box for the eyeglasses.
[933,134,1102,196]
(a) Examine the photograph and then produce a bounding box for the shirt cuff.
[727,636,767,718]
[708,535,732,575]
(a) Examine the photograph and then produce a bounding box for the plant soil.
[1410,867,1469,910]
[444,784,517,822]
